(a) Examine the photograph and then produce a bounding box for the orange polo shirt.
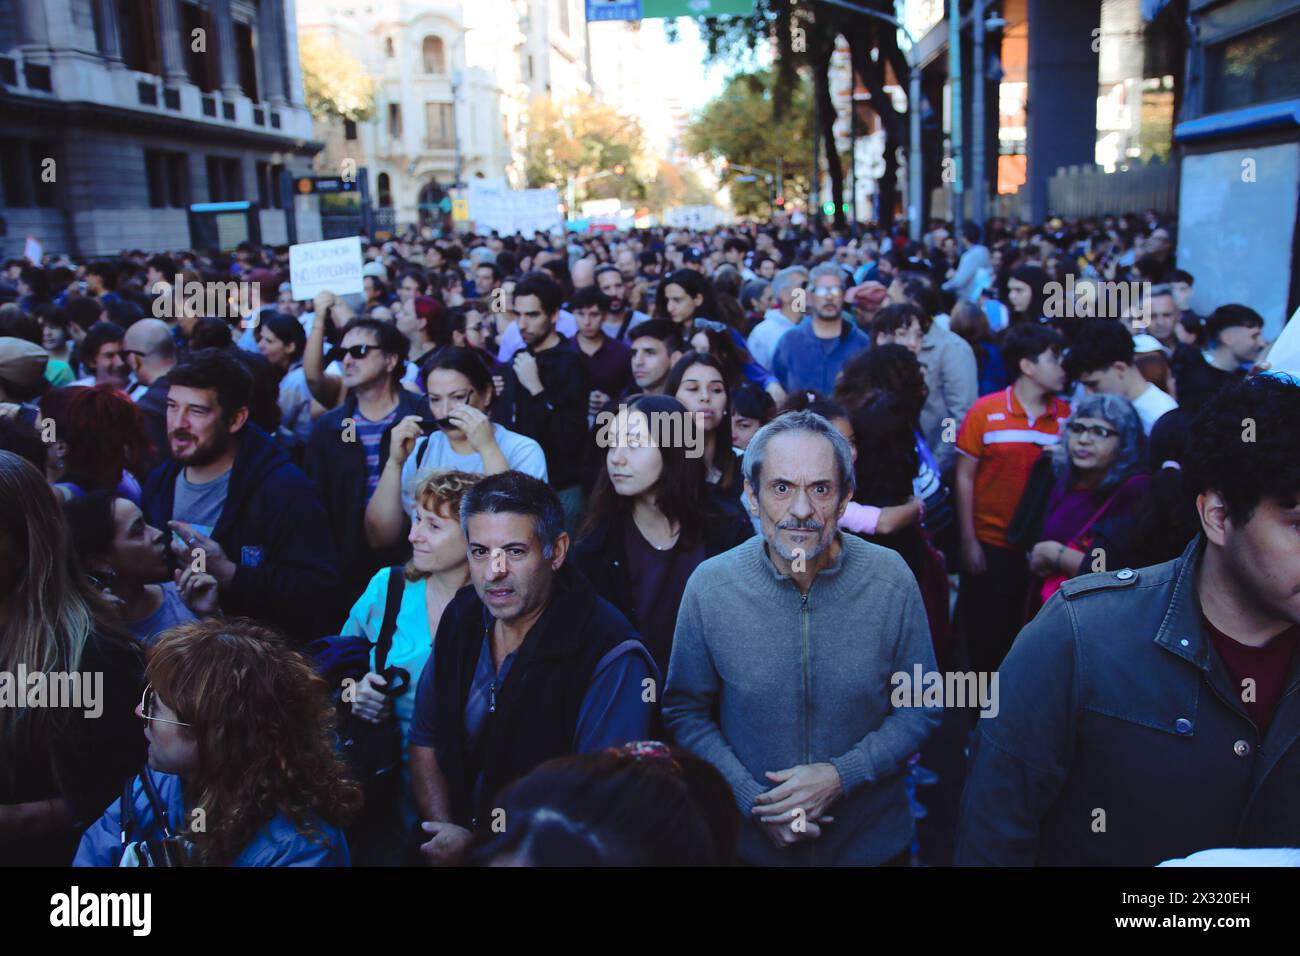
[956,386,1071,549]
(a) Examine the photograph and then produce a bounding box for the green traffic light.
[822,201,834,215]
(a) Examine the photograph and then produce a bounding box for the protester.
[948,300,1009,397]
[957,375,1300,865]
[74,619,360,866]
[954,324,1069,674]
[663,411,941,865]
[141,349,340,642]
[570,286,633,424]
[1065,318,1178,434]
[305,318,432,613]
[63,491,220,644]
[746,266,807,370]
[1172,304,1267,415]
[495,271,590,531]
[343,469,480,863]
[575,395,753,673]
[121,318,178,460]
[41,385,153,503]
[469,742,739,866]
[365,347,547,552]
[0,451,144,866]
[408,472,656,865]
[594,264,650,341]
[72,321,131,390]
[770,263,870,395]
[1024,393,1150,615]
[256,311,318,453]
[730,382,776,451]
[666,351,744,505]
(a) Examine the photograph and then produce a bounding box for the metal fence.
[1047,159,1179,219]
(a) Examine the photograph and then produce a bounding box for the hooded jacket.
[142,424,340,643]
[304,387,433,617]
[956,536,1300,865]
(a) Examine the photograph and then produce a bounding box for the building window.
[389,102,403,138]
[1203,12,1300,115]
[235,20,259,101]
[377,172,392,207]
[385,37,394,58]
[180,2,218,92]
[118,0,162,75]
[207,156,244,201]
[145,149,190,208]
[425,102,455,148]
[422,35,446,74]
[1,143,59,209]
[344,118,358,140]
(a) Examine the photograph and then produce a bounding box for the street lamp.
[814,0,923,241]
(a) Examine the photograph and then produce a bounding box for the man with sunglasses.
[305,318,434,616]
[122,319,179,467]
[769,263,869,396]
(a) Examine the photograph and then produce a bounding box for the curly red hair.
[146,619,362,865]
[41,385,154,490]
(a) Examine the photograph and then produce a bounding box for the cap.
[1131,333,1164,354]
[361,260,389,280]
[683,248,703,264]
[0,336,49,389]
[845,281,889,311]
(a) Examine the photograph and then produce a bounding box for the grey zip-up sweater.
[663,532,941,866]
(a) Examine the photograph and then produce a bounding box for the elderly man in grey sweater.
[663,411,941,866]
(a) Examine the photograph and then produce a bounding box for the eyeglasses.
[339,344,379,360]
[812,285,843,297]
[693,318,728,333]
[1066,422,1119,440]
[137,684,192,727]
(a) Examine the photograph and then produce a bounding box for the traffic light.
[774,195,785,207]
[822,201,835,216]
[613,163,626,176]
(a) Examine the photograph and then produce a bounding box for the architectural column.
[94,0,124,66]
[258,0,288,106]
[16,0,51,55]
[157,0,190,85]
[281,0,305,106]
[213,0,242,97]
[1025,0,1101,222]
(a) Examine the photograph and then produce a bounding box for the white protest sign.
[1263,304,1300,379]
[466,181,562,236]
[24,236,43,264]
[289,237,364,301]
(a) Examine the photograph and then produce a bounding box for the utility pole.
[949,0,964,234]
[971,0,991,229]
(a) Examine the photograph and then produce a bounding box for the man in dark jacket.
[956,375,1300,865]
[122,318,177,468]
[495,271,590,531]
[142,348,340,643]
[304,316,432,617]
[408,471,656,866]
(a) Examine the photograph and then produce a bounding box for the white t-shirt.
[399,423,548,518]
[1131,382,1178,434]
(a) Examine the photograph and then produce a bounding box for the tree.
[299,32,376,123]
[644,160,715,216]
[685,71,815,216]
[522,94,647,206]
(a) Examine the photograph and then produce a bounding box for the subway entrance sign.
[586,0,754,22]
[295,176,359,195]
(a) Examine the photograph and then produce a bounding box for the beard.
[170,427,231,467]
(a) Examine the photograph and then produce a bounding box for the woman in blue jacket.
[75,618,360,867]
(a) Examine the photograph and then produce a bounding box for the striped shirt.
[355,407,399,499]
[956,386,1070,548]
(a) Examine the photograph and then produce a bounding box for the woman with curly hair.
[74,618,362,866]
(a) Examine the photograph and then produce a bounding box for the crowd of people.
[1,209,1297,867]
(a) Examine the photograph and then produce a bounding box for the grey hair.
[771,266,808,300]
[742,410,857,501]
[808,262,846,288]
[459,471,565,560]
[1051,392,1147,491]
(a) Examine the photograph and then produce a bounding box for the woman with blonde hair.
[342,468,481,863]
[75,617,362,866]
[0,450,145,865]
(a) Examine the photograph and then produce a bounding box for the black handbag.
[337,567,411,797]
[1006,451,1058,550]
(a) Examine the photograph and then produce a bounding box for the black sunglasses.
[337,344,380,360]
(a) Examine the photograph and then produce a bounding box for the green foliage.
[685,70,815,215]
[523,94,647,204]
[299,32,376,122]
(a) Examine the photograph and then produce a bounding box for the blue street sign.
[586,1,642,21]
